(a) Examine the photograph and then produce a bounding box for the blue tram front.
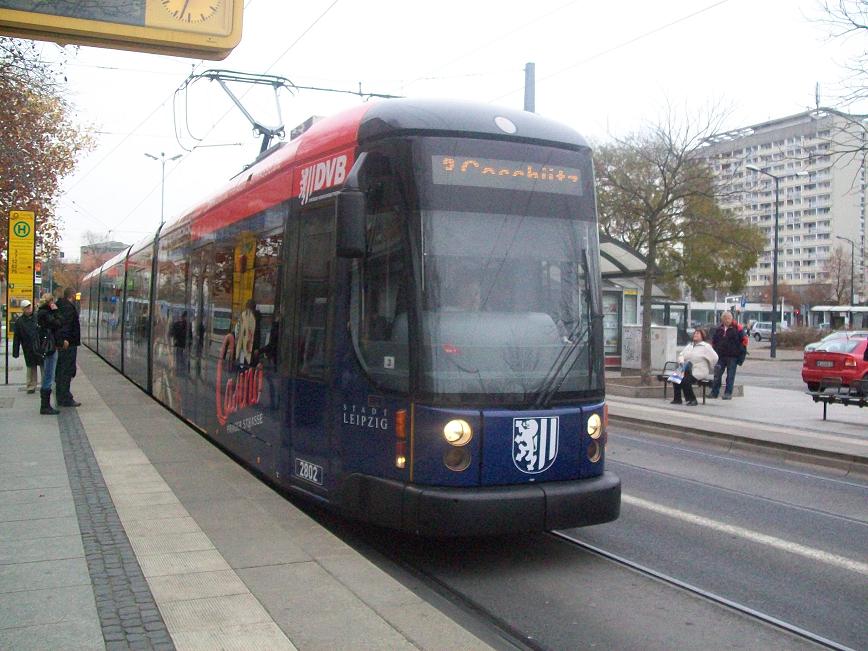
[324,101,620,535]
[81,99,620,536]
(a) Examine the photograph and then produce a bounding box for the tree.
[818,0,868,108]
[51,260,86,293]
[0,38,93,276]
[818,244,858,304]
[595,107,761,383]
[663,194,765,301]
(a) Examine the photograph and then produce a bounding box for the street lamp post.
[836,235,856,326]
[747,165,782,358]
[144,152,182,225]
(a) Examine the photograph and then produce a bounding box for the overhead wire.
[489,0,732,103]
[64,0,261,227]
[399,0,579,94]
[108,0,340,233]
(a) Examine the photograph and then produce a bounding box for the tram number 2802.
[295,458,324,486]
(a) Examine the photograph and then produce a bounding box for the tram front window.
[348,138,604,404]
[407,137,603,403]
[418,211,601,402]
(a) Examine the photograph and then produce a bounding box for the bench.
[656,361,714,405]
[806,377,868,421]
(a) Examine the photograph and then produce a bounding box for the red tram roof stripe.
[178,103,370,241]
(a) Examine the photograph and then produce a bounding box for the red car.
[802,337,868,393]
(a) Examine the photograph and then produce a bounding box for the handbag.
[38,331,53,357]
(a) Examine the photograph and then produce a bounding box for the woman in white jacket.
[672,328,719,406]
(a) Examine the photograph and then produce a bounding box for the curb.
[609,414,868,481]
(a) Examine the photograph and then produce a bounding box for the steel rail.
[549,530,854,651]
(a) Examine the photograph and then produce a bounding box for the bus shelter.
[599,235,668,368]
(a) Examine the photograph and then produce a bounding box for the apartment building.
[700,108,866,305]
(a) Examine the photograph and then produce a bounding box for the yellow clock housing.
[0,0,242,60]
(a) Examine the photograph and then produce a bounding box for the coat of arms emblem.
[513,417,559,474]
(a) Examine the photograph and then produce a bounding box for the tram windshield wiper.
[533,250,598,409]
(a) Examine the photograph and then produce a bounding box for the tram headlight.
[587,413,602,439]
[444,447,471,472]
[587,440,602,463]
[443,419,472,446]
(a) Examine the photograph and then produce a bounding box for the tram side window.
[211,243,235,354]
[351,206,409,392]
[253,231,282,366]
[297,211,332,379]
[125,250,152,342]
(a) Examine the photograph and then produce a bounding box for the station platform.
[0,348,490,650]
[607,345,868,477]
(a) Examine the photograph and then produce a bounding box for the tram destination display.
[432,155,583,196]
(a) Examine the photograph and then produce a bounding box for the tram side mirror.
[336,189,366,258]
[336,151,368,259]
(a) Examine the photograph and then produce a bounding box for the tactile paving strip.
[58,408,176,651]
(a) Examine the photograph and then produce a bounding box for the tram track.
[549,530,854,651]
[331,512,841,650]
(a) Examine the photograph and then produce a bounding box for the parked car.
[802,337,868,393]
[804,330,868,353]
[749,321,788,341]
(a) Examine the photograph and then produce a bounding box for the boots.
[40,389,60,415]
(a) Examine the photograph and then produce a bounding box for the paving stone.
[57,408,175,650]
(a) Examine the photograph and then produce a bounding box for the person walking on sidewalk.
[55,287,82,407]
[709,311,743,400]
[671,328,719,406]
[12,299,41,394]
[36,292,62,415]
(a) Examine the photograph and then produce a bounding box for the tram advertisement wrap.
[216,333,264,426]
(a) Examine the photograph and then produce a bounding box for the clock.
[145,0,234,38]
[161,0,222,24]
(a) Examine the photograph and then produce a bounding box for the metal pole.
[145,152,181,226]
[836,235,856,327]
[524,62,535,113]
[160,157,166,225]
[4,230,8,385]
[770,175,779,358]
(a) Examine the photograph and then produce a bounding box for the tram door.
[287,205,334,493]
[190,245,212,425]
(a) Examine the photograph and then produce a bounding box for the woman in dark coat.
[12,299,41,393]
[36,292,62,415]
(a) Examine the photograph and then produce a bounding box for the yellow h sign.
[6,210,35,333]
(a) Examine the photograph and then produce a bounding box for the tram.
[81,99,620,536]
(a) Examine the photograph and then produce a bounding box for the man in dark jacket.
[55,287,82,407]
[12,299,41,393]
[709,311,744,400]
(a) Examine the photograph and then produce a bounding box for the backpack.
[737,323,748,365]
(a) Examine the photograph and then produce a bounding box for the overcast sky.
[51,0,865,261]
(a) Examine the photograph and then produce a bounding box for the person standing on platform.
[55,287,82,407]
[12,299,41,394]
[170,310,192,377]
[709,311,742,400]
[36,293,61,415]
[670,328,718,406]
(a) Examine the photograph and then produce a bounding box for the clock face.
[162,0,222,24]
